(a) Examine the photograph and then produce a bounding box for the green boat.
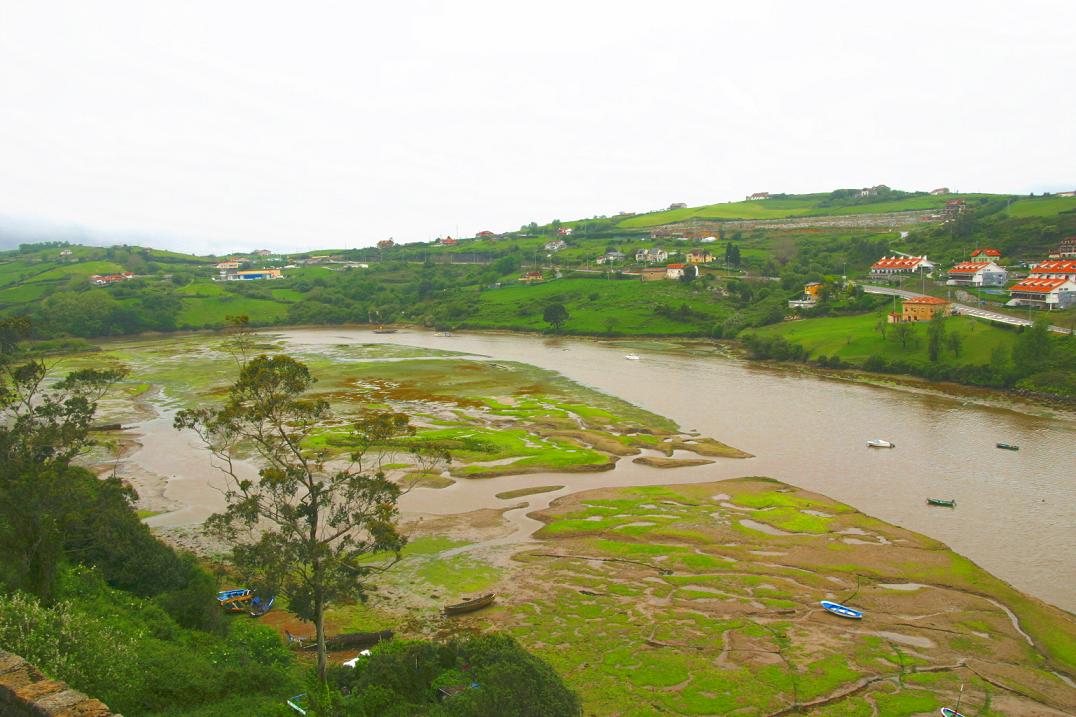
[927,498,956,508]
[995,443,1019,451]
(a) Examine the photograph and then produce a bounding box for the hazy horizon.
[2,1,1074,254]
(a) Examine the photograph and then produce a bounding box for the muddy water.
[261,328,1074,613]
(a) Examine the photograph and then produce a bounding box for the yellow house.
[804,282,823,300]
[898,296,950,322]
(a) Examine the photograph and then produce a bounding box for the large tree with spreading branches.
[175,334,445,679]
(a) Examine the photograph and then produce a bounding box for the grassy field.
[463,277,730,335]
[748,313,1019,366]
[176,295,291,327]
[616,194,997,229]
[1004,195,1076,218]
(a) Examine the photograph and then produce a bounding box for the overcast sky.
[1,1,1073,254]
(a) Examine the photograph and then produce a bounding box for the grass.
[495,485,564,500]
[749,312,1019,367]
[464,277,730,335]
[1004,195,1076,218]
[177,296,290,327]
[617,194,997,229]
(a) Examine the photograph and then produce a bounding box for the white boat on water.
[624,354,640,360]
[434,332,454,337]
[866,439,895,448]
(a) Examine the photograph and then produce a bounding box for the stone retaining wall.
[0,650,118,717]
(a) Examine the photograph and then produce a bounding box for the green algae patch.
[503,477,1076,717]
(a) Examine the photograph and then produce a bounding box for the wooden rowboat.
[927,498,956,507]
[444,593,496,616]
[820,600,863,619]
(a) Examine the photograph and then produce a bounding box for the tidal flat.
[47,332,1076,715]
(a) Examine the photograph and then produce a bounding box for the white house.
[946,261,1007,287]
[635,248,668,263]
[1006,277,1076,310]
[596,250,625,265]
[544,239,567,252]
[665,263,688,279]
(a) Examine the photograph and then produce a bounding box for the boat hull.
[820,600,863,619]
[444,592,497,616]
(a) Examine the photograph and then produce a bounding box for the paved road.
[863,285,1073,334]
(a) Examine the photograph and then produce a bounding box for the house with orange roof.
[869,255,934,281]
[519,271,544,283]
[1006,277,1076,310]
[891,296,951,323]
[970,248,1001,262]
[1029,260,1076,280]
[665,263,688,279]
[947,261,1007,287]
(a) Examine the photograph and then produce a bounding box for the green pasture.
[749,313,1018,366]
[1005,195,1076,218]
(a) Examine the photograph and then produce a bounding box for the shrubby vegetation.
[322,634,581,717]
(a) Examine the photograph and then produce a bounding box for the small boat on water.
[444,593,497,616]
[995,442,1019,451]
[434,332,454,337]
[927,498,956,508]
[624,354,640,360]
[940,708,966,717]
[820,600,863,620]
[372,327,397,334]
[866,439,895,448]
[248,595,275,617]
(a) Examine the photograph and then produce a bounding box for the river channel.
[135,327,1075,613]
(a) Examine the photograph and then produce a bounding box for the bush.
[330,634,580,716]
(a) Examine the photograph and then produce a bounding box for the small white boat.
[624,354,640,360]
[434,332,454,337]
[866,439,895,448]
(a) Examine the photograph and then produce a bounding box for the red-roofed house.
[519,271,544,283]
[1006,277,1076,310]
[946,261,1007,287]
[90,272,134,286]
[869,255,934,280]
[970,248,1001,262]
[896,296,951,322]
[1029,260,1076,280]
[746,192,770,201]
[930,187,950,195]
[666,263,687,279]
[440,237,458,246]
[476,230,496,238]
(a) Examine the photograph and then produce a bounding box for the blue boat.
[940,709,965,717]
[820,600,863,619]
[248,595,275,617]
[216,588,251,604]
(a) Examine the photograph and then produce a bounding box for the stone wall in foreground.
[0,650,118,717]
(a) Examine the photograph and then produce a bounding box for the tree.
[947,331,963,358]
[175,352,444,680]
[927,313,946,362]
[0,318,126,601]
[892,321,914,350]
[1012,317,1051,375]
[543,303,569,331]
[876,315,889,340]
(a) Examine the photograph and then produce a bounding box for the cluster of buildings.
[90,272,134,286]
[868,240,1076,312]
